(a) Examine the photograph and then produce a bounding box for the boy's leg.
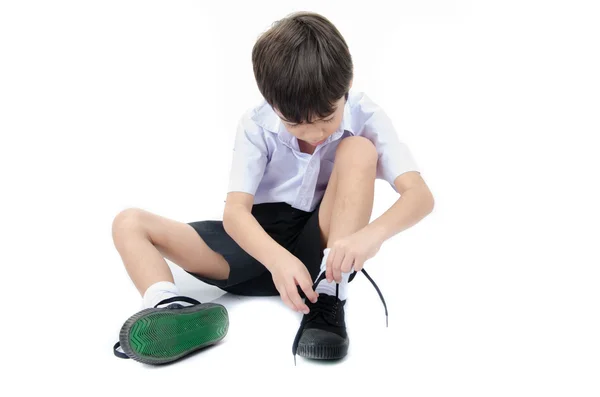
[318,136,378,276]
[293,136,377,361]
[112,208,230,296]
[112,208,231,364]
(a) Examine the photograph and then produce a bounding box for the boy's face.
[274,95,347,148]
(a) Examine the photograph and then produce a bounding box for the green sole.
[119,303,229,365]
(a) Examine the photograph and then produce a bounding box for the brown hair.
[252,11,353,124]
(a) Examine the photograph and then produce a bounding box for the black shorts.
[186,202,324,296]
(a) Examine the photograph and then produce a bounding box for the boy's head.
[252,11,353,147]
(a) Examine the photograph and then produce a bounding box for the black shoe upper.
[291,269,388,364]
[153,296,201,309]
[301,291,347,339]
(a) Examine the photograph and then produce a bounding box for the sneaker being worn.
[113,296,229,365]
[292,270,388,364]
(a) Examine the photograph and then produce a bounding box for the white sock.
[315,248,352,301]
[142,281,192,309]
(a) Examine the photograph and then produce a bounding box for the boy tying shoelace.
[111,10,434,365]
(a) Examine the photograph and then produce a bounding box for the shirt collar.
[251,100,281,133]
[251,97,355,146]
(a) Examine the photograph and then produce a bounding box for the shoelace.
[113,296,201,359]
[291,268,388,365]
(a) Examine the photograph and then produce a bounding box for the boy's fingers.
[332,253,344,283]
[288,281,309,314]
[353,257,364,272]
[279,287,297,312]
[299,275,318,304]
[341,254,355,274]
[326,250,335,282]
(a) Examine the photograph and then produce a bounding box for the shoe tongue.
[318,294,340,305]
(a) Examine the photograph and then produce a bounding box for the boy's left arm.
[326,171,434,282]
[370,170,434,243]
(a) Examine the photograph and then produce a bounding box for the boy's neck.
[298,140,316,155]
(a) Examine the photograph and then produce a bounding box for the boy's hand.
[270,254,319,314]
[326,228,382,283]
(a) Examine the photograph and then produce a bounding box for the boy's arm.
[222,192,288,271]
[360,94,435,240]
[223,113,317,312]
[222,192,318,313]
[325,173,433,282]
[223,116,286,270]
[324,93,432,281]
[365,171,434,243]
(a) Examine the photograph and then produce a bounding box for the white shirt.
[227,90,420,212]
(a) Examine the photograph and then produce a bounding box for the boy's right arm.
[223,192,318,314]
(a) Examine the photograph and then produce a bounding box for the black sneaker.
[113,296,229,365]
[292,270,388,364]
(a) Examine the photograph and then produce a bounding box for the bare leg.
[112,208,230,295]
[319,136,378,247]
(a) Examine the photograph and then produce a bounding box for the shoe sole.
[119,303,229,365]
[296,342,349,360]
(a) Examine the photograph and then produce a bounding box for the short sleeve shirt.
[227,90,421,212]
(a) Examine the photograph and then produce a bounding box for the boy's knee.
[335,136,378,166]
[112,208,146,238]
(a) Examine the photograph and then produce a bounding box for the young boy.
[112,11,434,365]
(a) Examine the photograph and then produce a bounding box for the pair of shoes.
[113,296,229,365]
[292,269,388,364]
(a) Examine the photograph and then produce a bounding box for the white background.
[1,0,599,395]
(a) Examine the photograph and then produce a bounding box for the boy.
[112,11,434,365]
